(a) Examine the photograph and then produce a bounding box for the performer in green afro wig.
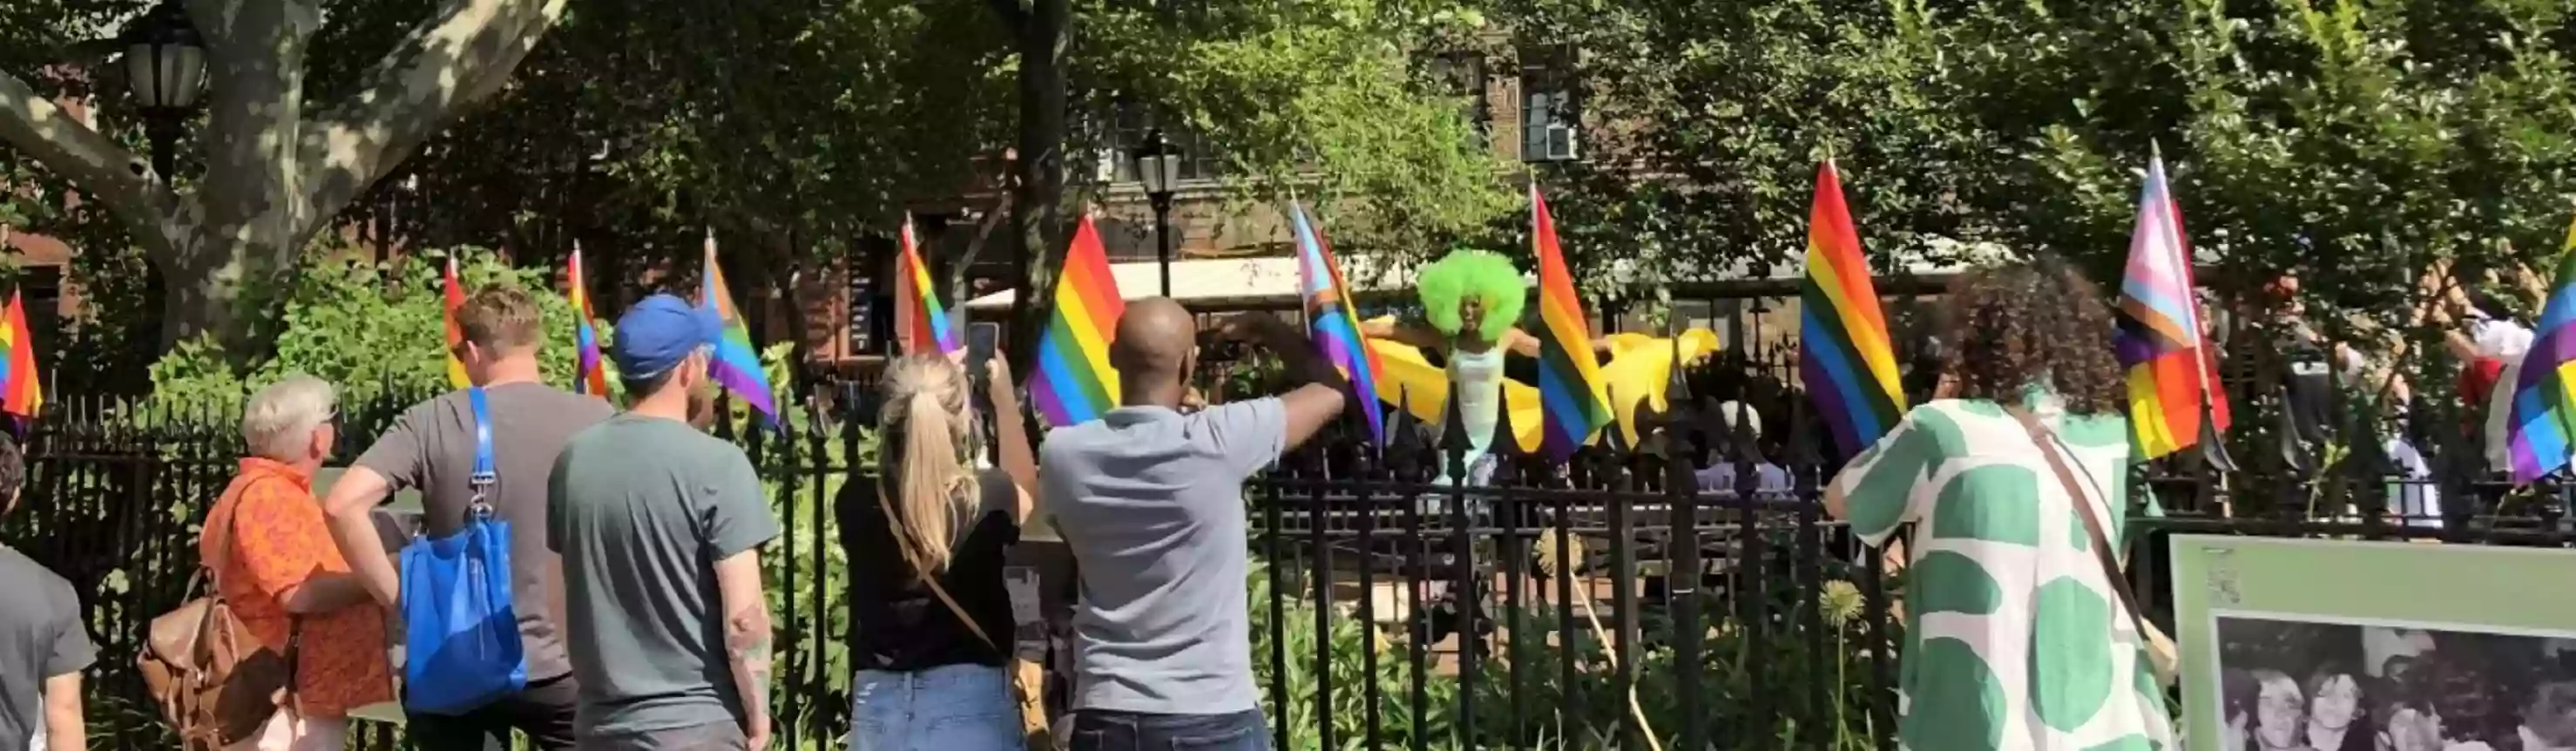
[1415,249,1527,345]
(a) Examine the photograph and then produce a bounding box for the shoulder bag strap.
[465,386,497,516]
[199,472,269,590]
[875,485,999,652]
[2004,408,2156,635]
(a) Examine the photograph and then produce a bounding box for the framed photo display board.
[2169,535,2576,751]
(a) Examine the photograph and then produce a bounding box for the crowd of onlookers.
[0,287,1340,751]
[0,256,2559,751]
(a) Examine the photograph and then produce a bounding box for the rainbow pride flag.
[567,245,609,397]
[1030,215,1124,427]
[895,214,963,356]
[2504,211,2576,484]
[1291,203,1387,446]
[442,256,470,389]
[2114,152,2228,458]
[0,292,42,419]
[1531,185,1612,459]
[700,231,779,424]
[1798,160,1907,460]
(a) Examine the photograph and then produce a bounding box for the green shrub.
[1250,555,1897,750]
[147,248,602,412]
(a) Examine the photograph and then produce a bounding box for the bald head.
[1112,297,1199,407]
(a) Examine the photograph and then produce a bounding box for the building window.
[1430,52,1489,135]
[1094,104,1223,185]
[1520,51,1579,162]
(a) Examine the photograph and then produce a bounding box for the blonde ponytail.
[879,356,980,581]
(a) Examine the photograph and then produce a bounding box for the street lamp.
[119,1,206,181]
[1134,128,1181,297]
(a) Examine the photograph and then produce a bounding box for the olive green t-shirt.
[546,414,779,736]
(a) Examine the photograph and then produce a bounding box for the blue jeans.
[848,664,1020,751]
[1069,709,1269,751]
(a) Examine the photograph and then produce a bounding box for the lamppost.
[1134,128,1181,297]
[119,1,206,181]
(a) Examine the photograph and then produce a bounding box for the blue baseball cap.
[613,294,722,380]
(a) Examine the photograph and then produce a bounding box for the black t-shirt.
[2281,338,2336,448]
[837,467,1020,672]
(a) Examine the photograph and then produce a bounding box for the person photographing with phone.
[835,351,1044,750]
[1041,299,1347,750]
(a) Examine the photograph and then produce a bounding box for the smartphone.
[968,322,1002,379]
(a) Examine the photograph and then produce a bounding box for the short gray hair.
[243,376,336,460]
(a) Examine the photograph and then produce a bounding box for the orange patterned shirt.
[199,458,394,718]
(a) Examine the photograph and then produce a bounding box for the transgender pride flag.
[2114,151,2228,459]
[1289,203,1386,446]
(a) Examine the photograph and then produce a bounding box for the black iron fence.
[1234,337,2576,751]
[0,387,867,750]
[10,347,2576,750]
[1247,384,1895,751]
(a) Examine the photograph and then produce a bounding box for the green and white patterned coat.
[1831,398,2174,751]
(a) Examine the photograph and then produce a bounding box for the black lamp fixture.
[119,1,206,181]
[1134,127,1182,297]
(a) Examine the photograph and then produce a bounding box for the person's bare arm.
[1499,328,1614,359]
[41,673,80,751]
[988,357,1039,523]
[277,572,376,615]
[2444,329,2480,362]
[715,550,773,751]
[321,466,402,606]
[1361,317,1447,349]
[1823,481,1851,521]
[1280,383,1349,451]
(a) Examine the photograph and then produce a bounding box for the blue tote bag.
[399,386,528,714]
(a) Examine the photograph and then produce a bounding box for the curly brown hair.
[1938,256,2126,415]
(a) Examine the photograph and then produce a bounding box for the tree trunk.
[991,0,1071,371]
[0,0,568,354]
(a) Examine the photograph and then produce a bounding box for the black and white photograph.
[2212,614,2576,751]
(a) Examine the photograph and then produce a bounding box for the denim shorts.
[848,664,1019,751]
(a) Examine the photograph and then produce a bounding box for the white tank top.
[1443,345,1505,458]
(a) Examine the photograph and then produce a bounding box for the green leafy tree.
[1492,0,2576,315]
[148,248,594,409]
[1,0,565,348]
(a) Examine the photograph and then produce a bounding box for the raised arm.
[1211,314,1354,390]
[1361,316,1449,350]
[987,357,1039,523]
[1500,328,1614,359]
[1281,383,1349,451]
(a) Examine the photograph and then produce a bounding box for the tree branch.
[298,0,567,227]
[949,182,1017,311]
[0,67,179,242]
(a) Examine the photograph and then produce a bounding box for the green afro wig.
[1416,249,1526,343]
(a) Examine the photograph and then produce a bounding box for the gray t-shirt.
[1039,400,1286,714]
[0,544,92,746]
[357,382,615,683]
[546,414,779,736]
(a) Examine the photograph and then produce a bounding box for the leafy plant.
[146,247,600,413]
[1251,551,1897,750]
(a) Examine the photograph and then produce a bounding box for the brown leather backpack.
[137,476,299,749]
